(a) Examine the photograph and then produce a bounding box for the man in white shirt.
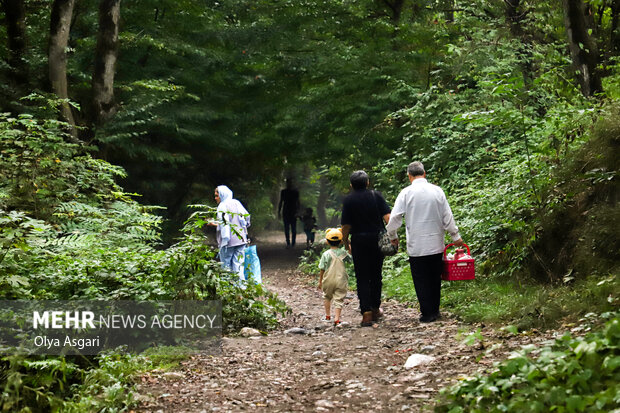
[386,162,463,323]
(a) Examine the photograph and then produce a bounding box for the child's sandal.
[334,320,341,326]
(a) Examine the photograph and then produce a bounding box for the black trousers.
[283,217,296,246]
[351,233,384,314]
[409,253,443,317]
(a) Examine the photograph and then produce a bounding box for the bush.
[526,104,620,282]
[435,314,620,412]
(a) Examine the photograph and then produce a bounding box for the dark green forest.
[0,0,618,411]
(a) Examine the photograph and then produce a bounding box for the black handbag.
[378,228,398,256]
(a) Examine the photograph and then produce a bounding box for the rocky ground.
[135,233,560,412]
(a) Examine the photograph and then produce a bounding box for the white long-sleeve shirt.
[386,178,461,257]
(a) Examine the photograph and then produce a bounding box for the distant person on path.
[278,179,300,248]
[341,171,391,327]
[301,207,317,248]
[212,185,251,282]
[386,162,463,323]
[318,228,350,326]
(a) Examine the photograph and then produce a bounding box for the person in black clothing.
[301,207,317,247]
[341,170,391,327]
[278,179,300,248]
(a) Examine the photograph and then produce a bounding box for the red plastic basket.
[442,243,475,281]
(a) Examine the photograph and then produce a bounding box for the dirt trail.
[136,233,554,412]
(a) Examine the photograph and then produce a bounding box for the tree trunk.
[2,0,29,86]
[504,0,533,88]
[49,0,78,138]
[562,0,604,97]
[316,175,329,228]
[92,0,121,125]
[444,0,454,22]
[611,0,619,55]
[381,0,405,23]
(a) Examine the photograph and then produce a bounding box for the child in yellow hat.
[318,228,350,326]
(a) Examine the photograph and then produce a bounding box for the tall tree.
[1,0,28,87]
[504,0,534,88]
[562,0,604,97]
[380,0,405,23]
[92,0,121,125]
[49,0,78,138]
[612,0,619,55]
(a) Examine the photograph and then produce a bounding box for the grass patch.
[382,254,618,330]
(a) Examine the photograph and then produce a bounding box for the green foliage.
[1,355,79,412]
[298,247,322,275]
[370,2,617,284]
[0,210,50,295]
[525,104,620,282]
[1,348,188,412]
[0,112,288,411]
[435,314,620,412]
[166,209,289,331]
[457,327,484,348]
[380,100,618,328]
[0,111,125,220]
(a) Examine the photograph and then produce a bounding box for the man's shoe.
[361,311,373,327]
[371,308,384,322]
[419,313,440,323]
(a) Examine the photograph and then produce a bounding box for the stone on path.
[404,354,436,369]
[284,327,311,335]
[240,327,262,337]
[421,345,436,353]
[315,399,335,409]
[162,372,184,381]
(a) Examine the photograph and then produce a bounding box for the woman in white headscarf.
[213,185,250,281]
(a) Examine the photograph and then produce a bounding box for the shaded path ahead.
[136,233,551,412]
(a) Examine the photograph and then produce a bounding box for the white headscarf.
[216,185,234,213]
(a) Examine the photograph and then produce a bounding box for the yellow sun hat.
[325,228,343,241]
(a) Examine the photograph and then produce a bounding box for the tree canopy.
[1,0,618,267]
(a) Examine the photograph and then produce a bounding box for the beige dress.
[321,249,349,309]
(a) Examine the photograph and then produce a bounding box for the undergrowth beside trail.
[2,347,187,412]
[435,313,620,413]
[382,259,618,330]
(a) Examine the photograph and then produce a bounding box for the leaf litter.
[135,233,568,412]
